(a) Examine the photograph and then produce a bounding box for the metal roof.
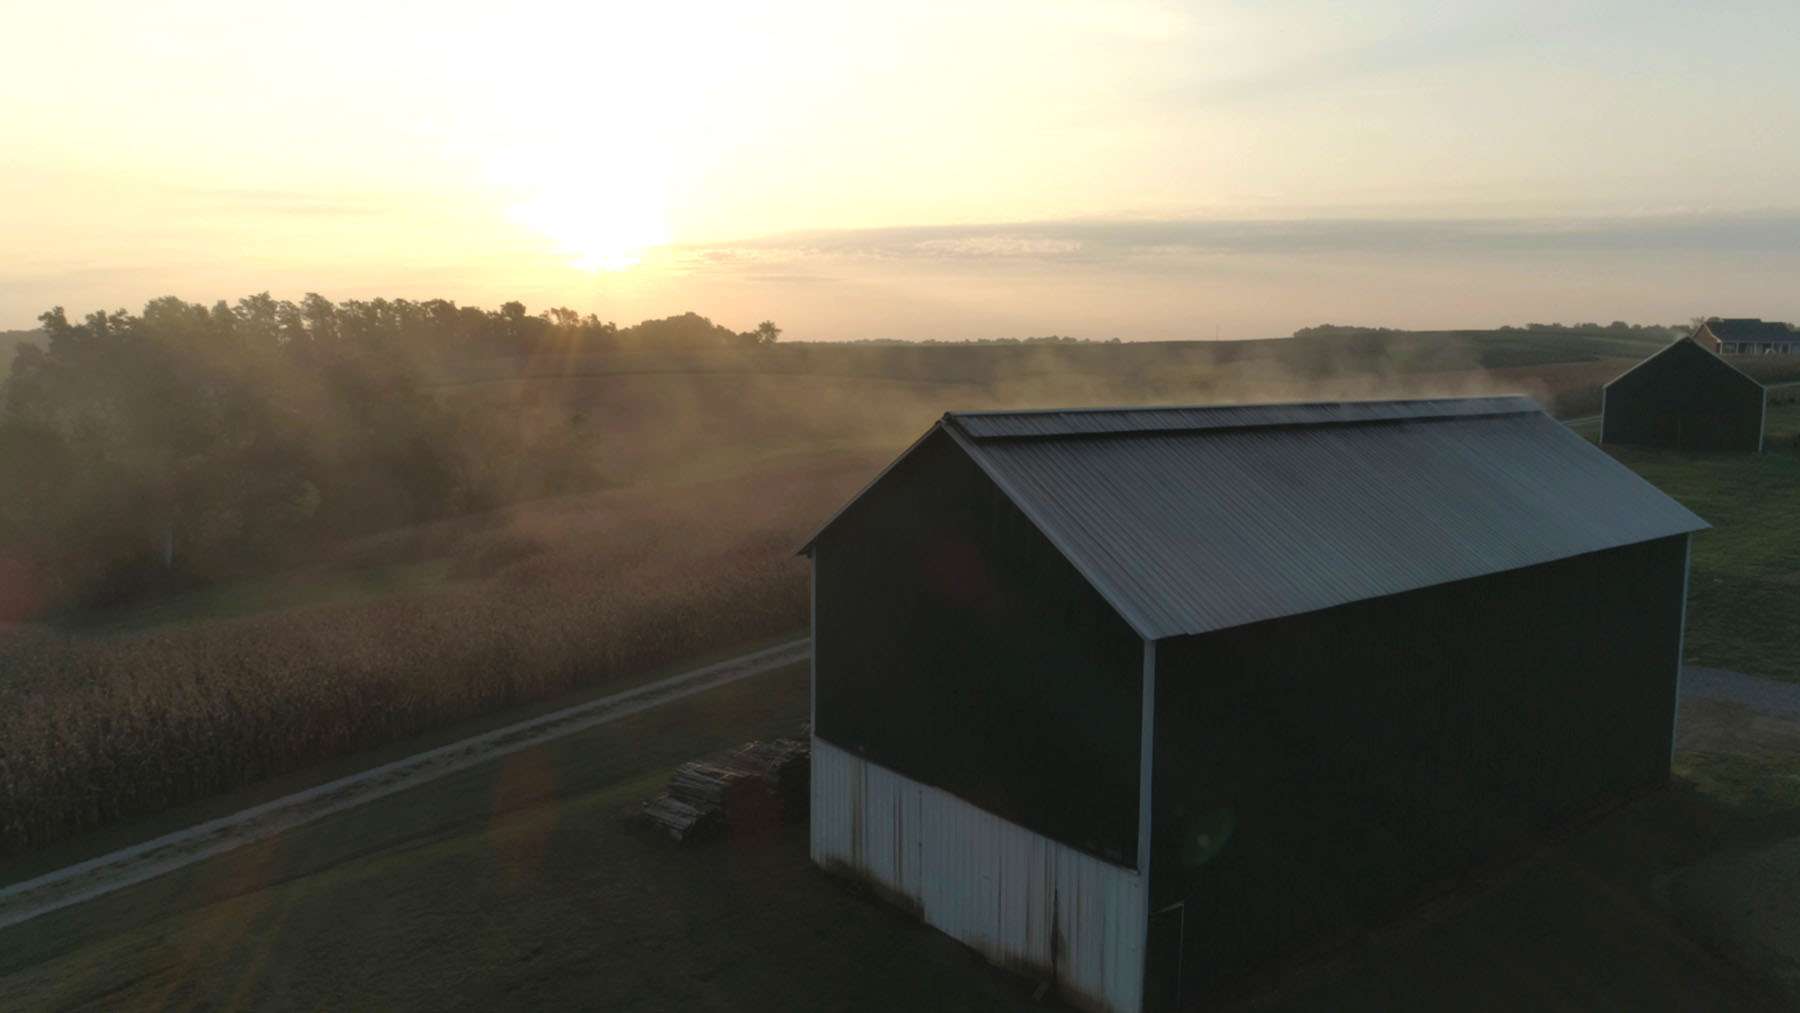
[952,396,1533,439]
[1704,318,1800,344]
[811,396,1705,641]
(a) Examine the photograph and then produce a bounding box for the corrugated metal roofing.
[921,398,1705,641]
[952,396,1533,439]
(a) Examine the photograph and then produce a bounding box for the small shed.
[802,397,1704,1012]
[1602,336,1767,452]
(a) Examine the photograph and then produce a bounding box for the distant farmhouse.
[1603,337,1767,453]
[1693,317,1800,355]
[802,398,1703,1012]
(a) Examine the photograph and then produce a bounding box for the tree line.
[1293,321,1687,339]
[0,295,779,620]
[839,334,1123,345]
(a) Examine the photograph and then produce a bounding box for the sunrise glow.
[3,1,1799,335]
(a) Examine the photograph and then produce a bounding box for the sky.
[4,0,1800,339]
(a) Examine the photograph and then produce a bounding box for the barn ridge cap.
[944,395,1539,441]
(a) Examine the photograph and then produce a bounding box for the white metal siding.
[812,737,1145,1013]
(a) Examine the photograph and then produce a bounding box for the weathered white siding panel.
[812,738,1145,1013]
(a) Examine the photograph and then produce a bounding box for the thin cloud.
[681,212,1800,267]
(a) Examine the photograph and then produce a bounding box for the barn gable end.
[1602,337,1766,452]
[807,427,1146,866]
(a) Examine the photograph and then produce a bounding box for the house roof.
[1704,318,1800,344]
[805,396,1707,641]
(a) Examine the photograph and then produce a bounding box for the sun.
[489,143,671,273]
[507,180,670,273]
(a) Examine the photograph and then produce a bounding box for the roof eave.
[795,418,949,557]
[940,418,1164,640]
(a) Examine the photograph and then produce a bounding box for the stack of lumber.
[640,736,810,842]
[669,762,757,821]
[639,794,722,843]
[722,738,810,819]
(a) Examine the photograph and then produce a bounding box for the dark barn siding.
[812,430,1144,865]
[1602,340,1764,452]
[1146,535,1687,1001]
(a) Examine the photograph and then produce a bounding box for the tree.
[0,293,782,618]
[622,312,740,348]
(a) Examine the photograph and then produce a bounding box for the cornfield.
[0,349,1677,859]
[0,458,868,857]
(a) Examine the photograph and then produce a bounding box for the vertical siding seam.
[1672,534,1693,770]
[1136,638,1156,1008]
[1760,386,1768,454]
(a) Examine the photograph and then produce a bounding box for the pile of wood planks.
[638,794,722,843]
[640,736,810,843]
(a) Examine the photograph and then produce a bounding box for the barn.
[1602,336,1767,452]
[801,396,1705,1012]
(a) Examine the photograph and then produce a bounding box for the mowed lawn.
[1606,399,1800,683]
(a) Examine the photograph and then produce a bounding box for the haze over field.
[7,5,1800,1006]
[6,0,1800,337]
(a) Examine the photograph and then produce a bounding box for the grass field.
[1606,400,1800,683]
